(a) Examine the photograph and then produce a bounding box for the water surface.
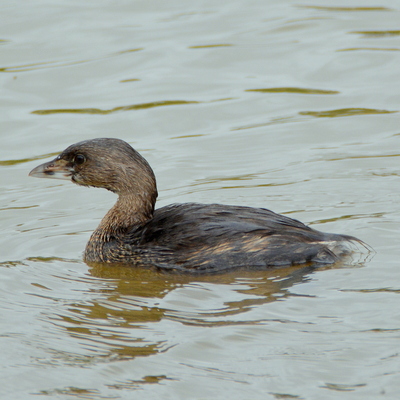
[1,1,400,399]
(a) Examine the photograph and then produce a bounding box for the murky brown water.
[1,1,400,399]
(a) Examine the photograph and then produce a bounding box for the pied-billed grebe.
[29,138,368,272]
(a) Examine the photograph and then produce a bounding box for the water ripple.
[338,47,400,52]
[0,152,58,166]
[298,6,391,12]
[32,100,199,115]
[350,30,400,37]
[299,108,397,118]
[106,375,176,390]
[0,48,143,73]
[189,44,233,49]
[321,382,367,392]
[246,87,339,95]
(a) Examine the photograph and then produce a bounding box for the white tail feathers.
[322,237,374,266]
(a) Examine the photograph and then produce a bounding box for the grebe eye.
[74,154,86,165]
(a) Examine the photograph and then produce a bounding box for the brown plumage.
[29,138,368,273]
